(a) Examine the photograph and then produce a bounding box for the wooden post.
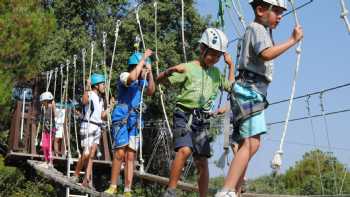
[101,129,111,161]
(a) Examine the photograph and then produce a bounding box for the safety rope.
[306,96,325,195]
[320,92,339,194]
[82,48,87,92]
[135,5,149,173]
[53,68,58,98]
[271,0,303,171]
[59,64,67,155]
[20,90,27,140]
[102,31,108,97]
[144,124,165,172]
[154,1,173,139]
[46,70,53,92]
[107,20,121,101]
[136,7,146,51]
[340,0,350,34]
[89,41,95,79]
[181,0,187,62]
[339,165,348,194]
[72,55,80,157]
[106,20,122,154]
[230,0,246,29]
[65,59,72,157]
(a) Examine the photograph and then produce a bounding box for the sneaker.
[215,190,237,197]
[162,188,176,197]
[124,191,132,197]
[104,186,118,195]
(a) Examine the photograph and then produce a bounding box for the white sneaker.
[215,190,237,197]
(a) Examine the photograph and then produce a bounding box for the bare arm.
[156,64,186,85]
[224,53,235,83]
[260,25,303,61]
[146,68,155,96]
[127,49,153,85]
[82,91,89,105]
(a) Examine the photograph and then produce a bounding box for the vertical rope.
[89,41,95,79]
[306,96,324,195]
[65,59,71,157]
[154,1,173,139]
[136,5,147,173]
[340,0,350,34]
[20,90,27,140]
[82,48,87,92]
[53,68,58,98]
[72,55,80,157]
[230,0,246,29]
[181,0,187,62]
[320,92,339,194]
[272,0,303,171]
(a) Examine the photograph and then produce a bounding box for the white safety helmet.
[119,72,130,86]
[198,28,228,53]
[249,0,287,11]
[40,91,54,102]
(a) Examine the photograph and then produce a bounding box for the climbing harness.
[271,0,303,171]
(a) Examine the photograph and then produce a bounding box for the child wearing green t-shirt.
[157,28,235,197]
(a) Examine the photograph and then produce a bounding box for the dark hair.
[127,64,137,72]
[250,0,271,12]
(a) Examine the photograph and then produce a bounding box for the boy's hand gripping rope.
[271,0,303,171]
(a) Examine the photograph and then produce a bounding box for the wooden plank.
[7,152,199,192]
[135,171,198,192]
[27,160,110,197]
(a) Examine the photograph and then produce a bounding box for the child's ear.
[256,5,266,17]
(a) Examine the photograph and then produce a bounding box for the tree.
[0,0,56,125]
[248,149,350,195]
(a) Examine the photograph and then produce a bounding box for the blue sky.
[194,0,350,178]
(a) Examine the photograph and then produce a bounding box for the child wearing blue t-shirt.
[104,49,155,196]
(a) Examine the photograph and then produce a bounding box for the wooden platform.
[6,152,198,193]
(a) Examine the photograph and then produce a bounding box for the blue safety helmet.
[127,52,151,68]
[91,73,105,86]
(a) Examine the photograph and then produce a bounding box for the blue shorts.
[173,109,211,158]
[231,82,267,143]
[111,112,141,151]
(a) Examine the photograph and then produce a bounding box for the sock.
[110,184,117,189]
[124,187,131,192]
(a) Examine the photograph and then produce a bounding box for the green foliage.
[0,156,56,197]
[248,149,350,195]
[0,0,56,124]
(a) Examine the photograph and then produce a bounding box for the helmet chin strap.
[200,46,210,68]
